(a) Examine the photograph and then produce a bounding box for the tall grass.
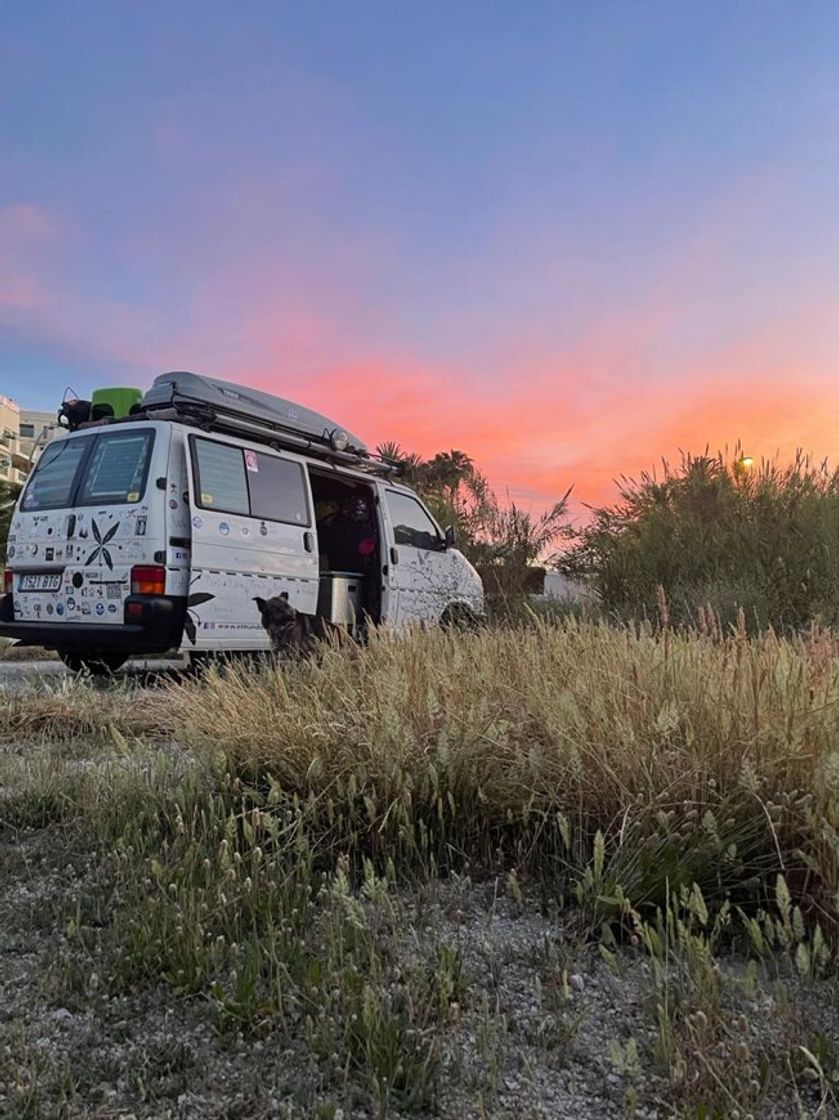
[163,621,839,923]
[561,450,839,630]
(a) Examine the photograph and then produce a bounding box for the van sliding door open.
[184,436,319,650]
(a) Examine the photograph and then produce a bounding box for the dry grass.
[0,677,175,742]
[2,619,838,1117]
[160,620,839,919]
[0,639,58,661]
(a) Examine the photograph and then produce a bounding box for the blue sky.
[2,2,839,503]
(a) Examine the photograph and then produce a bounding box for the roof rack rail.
[137,372,400,477]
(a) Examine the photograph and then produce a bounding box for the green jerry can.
[90,387,143,421]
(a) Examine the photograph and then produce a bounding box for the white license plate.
[19,573,62,592]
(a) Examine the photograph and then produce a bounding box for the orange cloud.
[236,345,839,521]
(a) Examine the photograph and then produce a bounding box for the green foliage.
[376,441,570,612]
[560,449,839,630]
[0,479,21,558]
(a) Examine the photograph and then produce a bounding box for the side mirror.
[443,525,456,549]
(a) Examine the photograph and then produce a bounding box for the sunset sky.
[2,2,839,512]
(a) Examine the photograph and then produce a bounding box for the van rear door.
[184,435,318,650]
[9,427,162,629]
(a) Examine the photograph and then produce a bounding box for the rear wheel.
[58,650,129,675]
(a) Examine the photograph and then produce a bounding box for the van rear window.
[78,431,153,505]
[22,438,89,511]
[21,428,155,512]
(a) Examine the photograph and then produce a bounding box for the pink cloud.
[0,202,54,310]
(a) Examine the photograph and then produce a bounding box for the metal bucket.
[318,571,364,626]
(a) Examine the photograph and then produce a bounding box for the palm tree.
[375,441,424,483]
[375,440,405,463]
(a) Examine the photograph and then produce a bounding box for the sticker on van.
[245,450,259,472]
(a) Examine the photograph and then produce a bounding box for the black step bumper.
[0,594,185,653]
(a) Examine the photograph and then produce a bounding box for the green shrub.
[560,450,839,631]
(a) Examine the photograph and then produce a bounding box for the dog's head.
[253,593,298,650]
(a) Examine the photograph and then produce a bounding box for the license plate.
[19,573,62,592]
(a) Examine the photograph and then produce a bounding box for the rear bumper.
[0,594,185,653]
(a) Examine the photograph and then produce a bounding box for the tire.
[440,604,481,631]
[58,650,129,675]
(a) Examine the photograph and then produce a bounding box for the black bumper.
[0,594,186,653]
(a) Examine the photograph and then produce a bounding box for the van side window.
[194,439,249,515]
[248,453,311,525]
[21,438,89,511]
[385,491,441,550]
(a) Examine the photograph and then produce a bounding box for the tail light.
[2,569,12,595]
[130,564,165,596]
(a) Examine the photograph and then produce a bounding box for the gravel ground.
[0,658,186,693]
[0,719,836,1120]
[1,821,836,1120]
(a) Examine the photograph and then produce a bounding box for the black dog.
[253,594,337,657]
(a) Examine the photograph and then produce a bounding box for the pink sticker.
[245,450,259,472]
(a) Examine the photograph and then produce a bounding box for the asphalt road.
[0,658,187,691]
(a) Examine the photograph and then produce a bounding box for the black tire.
[58,650,129,675]
[440,604,481,631]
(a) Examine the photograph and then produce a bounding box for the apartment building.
[0,396,57,485]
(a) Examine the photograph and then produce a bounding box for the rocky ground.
[1,816,836,1120]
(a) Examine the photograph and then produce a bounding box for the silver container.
[318,571,364,626]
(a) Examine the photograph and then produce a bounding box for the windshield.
[21,429,155,512]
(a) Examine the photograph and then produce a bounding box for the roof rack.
[136,371,400,477]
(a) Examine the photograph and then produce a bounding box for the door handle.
[304,531,314,553]
[390,546,399,565]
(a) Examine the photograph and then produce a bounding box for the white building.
[0,396,58,485]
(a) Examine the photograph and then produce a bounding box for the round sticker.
[95,602,105,616]
[107,603,117,613]
[219,522,230,536]
[56,603,64,616]
[192,516,203,529]
[67,598,75,611]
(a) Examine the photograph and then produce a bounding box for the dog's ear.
[280,591,289,601]
[253,596,267,613]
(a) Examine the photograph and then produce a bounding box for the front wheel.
[440,604,482,631]
[58,650,129,675]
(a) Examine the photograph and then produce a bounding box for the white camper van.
[0,373,484,671]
